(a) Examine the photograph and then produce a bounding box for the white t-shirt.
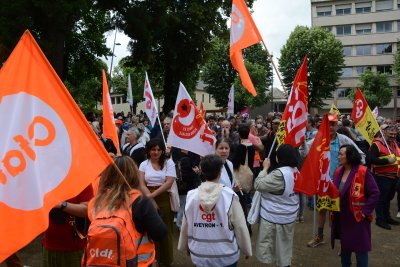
[139,158,176,186]
[219,160,235,189]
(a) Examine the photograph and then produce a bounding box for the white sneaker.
[396,211,400,218]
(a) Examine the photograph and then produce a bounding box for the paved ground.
[2,205,400,267]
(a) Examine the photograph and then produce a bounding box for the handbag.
[167,179,180,212]
[247,191,261,225]
[233,146,254,193]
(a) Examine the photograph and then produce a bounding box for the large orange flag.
[102,70,120,154]
[230,0,262,96]
[276,56,308,147]
[0,30,112,261]
[298,114,340,211]
[351,88,380,145]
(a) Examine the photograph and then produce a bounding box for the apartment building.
[311,0,400,118]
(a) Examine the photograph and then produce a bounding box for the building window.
[376,43,393,54]
[355,24,372,34]
[343,46,352,56]
[111,97,116,105]
[322,26,332,32]
[337,88,351,98]
[341,67,353,77]
[336,25,352,36]
[355,2,371,13]
[356,45,372,56]
[375,0,393,11]
[376,21,393,33]
[336,4,351,15]
[356,66,371,76]
[377,65,392,74]
[202,94,204,102]
[316,6,332,16]
[209,94,211,103]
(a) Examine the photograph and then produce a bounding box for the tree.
[201,36,272,111]
[0,1,112,113]
[347,70,392,109]
[99,0,255,113]
[395,43,400,86]
[279,26,344,108]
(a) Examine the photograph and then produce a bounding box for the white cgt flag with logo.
[168,83,216,156]
[228,85,234,115]
[143,72,158,127]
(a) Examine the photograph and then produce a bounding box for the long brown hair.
[94,156,140,212]
[145,138,166,168]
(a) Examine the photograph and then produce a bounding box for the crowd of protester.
[4,109,400,267]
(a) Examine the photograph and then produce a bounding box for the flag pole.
[267,135,277,159]
[157,114,167,148]
[260,40,288,97]
[379,128,392,154]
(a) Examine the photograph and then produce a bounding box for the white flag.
[127,73,133,106]
[228,85,234,115]
[372,106,378,119]
[143,72,158,127]
[168,83,216,156]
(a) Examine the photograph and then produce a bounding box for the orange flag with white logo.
[230,0,262,96]
[0,30,112,261]
[102,70,120,155]
[276,56,308,147]
[298,114,340,211]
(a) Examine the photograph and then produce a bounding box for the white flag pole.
[157,114,167,148]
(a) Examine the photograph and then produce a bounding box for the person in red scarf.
[331,144,379,267]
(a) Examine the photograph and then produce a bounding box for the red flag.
[102,70,120,155]
[297,114,340,211]
[230,0,262,96]
[0,30,112,261]
[276,56,308,147]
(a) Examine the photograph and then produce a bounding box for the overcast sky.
[104,0,312,87]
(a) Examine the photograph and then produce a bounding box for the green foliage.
[279,26,344,108]
[201,37,272,111]
[395,43,400,86]
[101,0,255,113]
[347,70,392,109]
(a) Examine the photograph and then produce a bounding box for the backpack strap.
[224,162,233,184]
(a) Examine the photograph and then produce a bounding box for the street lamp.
[109,25,121,77]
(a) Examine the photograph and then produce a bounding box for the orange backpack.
[82,191,141,267]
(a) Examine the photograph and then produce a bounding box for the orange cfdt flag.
[276,56,308,147]
[102,70,121,155]
[0,30,112,261]
[230,0,262,97]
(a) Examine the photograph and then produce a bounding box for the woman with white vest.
[254,144,300,267]
[178,155,252,267]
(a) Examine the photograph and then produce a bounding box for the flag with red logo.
[227,85,234,115]
[230,0,262,96]
[168,83,216,156]
[351,88,380,145]
[0,30,112,261]
[102,70,120,154]
[276,56,308,147]
[143,72,158,127]
[298,114,340,211]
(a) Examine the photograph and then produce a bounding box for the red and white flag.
[102,70,120,154]
[228,85,234,115]
[297,114,340,211]
[143,72,158,127]
[276,56,308,147]
[168,83,216,156]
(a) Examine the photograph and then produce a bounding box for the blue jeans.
[176,194,187,229]
[341,251,368,267]
[375,175,398,222]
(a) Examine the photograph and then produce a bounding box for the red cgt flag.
[102,69,120,155]
[297,114,340,211]
[230,0,262,97]
[0,30,112,261]
[276,56,308,147]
